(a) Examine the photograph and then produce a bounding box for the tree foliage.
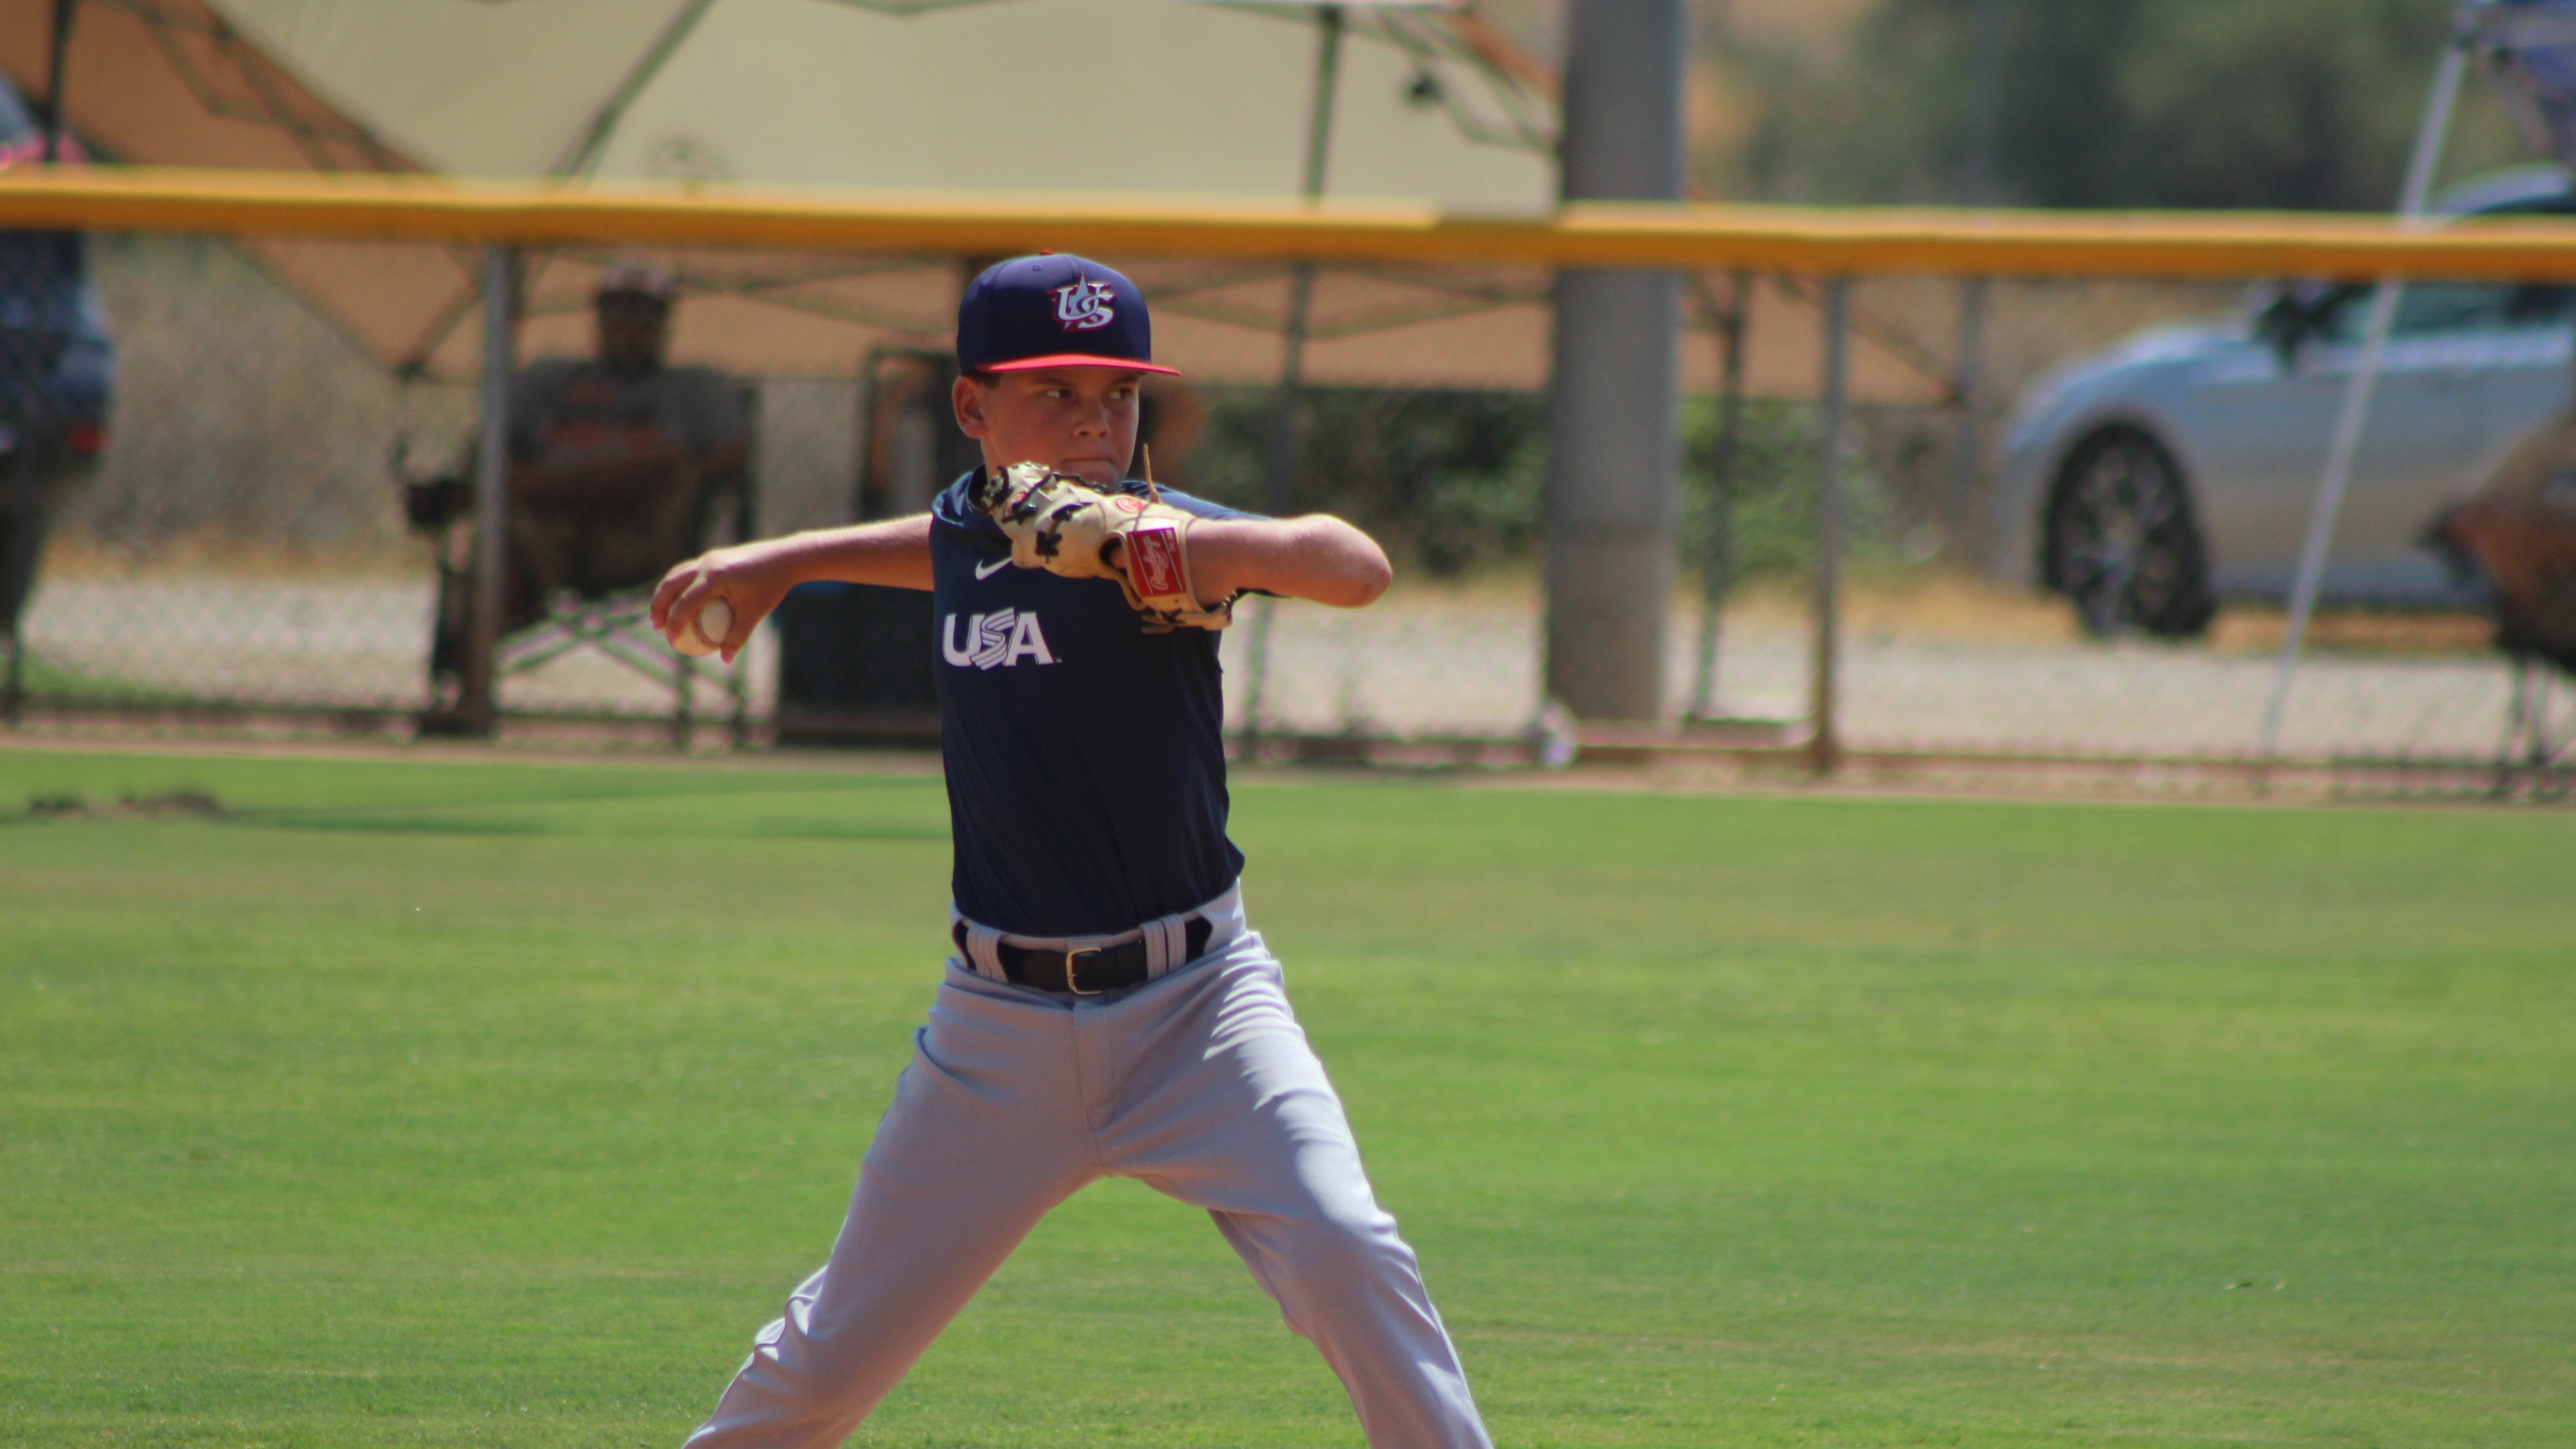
[1715,0,2526,210]
[1186,387,1547,577]
[1181,387,1896,582]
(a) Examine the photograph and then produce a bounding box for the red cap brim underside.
[985,353,1182,377]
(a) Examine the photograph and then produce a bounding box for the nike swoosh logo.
[974,557,1013,580]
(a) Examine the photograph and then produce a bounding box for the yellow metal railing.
[6,165,2576,280]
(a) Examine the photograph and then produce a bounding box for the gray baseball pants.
[683,896,1492,1449]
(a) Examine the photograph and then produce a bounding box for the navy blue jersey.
[930,472,1251,937]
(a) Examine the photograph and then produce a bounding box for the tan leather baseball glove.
[971,462,1234,632]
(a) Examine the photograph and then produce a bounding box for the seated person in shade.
[499,262,748,630]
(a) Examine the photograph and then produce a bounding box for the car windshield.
[2260,181,2576,342]
[2300,279,2576,338]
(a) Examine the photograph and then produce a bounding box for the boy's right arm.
[649,515,934,663]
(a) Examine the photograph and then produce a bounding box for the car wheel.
[2043,428,2215,639]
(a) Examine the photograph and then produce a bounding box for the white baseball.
[674,598,732,657]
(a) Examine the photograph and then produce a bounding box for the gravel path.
[20,575,2551,762]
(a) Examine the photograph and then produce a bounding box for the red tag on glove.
[1125,520,1188,603]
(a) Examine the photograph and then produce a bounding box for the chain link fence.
[4,227,2568,789]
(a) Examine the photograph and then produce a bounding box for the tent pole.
[41,0,75,162]
[1242,1,1345,755]
[2258,34,2471,757]
[1293,4,1346,204]
[551,0,719,177]
[1809,277,1849,775]
[462,245,516,738]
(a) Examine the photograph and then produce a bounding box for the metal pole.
[1546,0,1687,723]
[41,0,75,163]
[461,244,516,737]
[1952,279,1987,540]
[1241,2,1344,753]
[1269,265,1320,512]
[1688,269,1749,720]
[1809,277,1850,775]
[2258,38,2469,756]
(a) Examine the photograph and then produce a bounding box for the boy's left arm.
[1185,515,1391,610]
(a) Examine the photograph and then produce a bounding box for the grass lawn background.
[1,747,2570,1448]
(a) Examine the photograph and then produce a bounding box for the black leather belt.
[954,917,1213,995]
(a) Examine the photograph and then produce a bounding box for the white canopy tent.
[12,0,1561,387]
[0,0,1948,400]
[215,0,1552,203]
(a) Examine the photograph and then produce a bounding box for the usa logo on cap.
[1052,278,1117,332]
[957,254,1178,376]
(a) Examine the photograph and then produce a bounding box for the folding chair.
[403,387,758,747]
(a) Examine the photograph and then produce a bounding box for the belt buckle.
[1061,944,1104,996]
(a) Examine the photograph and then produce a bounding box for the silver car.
[1989,166,2576,636]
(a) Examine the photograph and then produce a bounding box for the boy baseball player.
[651,254,1492,1449]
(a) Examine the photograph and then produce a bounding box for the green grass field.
[2,747,2570,1448]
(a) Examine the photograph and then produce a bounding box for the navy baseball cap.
[956,254,1178,377]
